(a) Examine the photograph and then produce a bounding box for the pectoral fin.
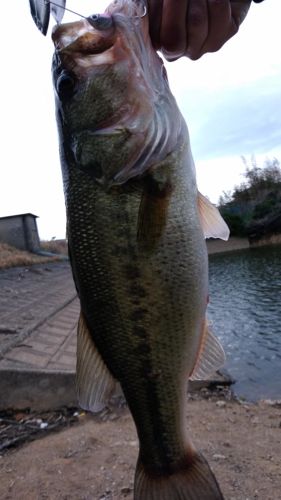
[137,177,172,251]
[189,319,226,381]
[76,312,120,412]
[197,192,230,241]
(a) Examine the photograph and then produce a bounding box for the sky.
[1,0,280,240]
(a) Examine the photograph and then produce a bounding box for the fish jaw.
[52,16,121,77]
[52,4,184,188]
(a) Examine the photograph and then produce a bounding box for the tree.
[218,156,281,236]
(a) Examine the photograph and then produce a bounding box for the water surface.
[208,245,281,401]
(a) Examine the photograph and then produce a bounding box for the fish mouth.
[52,3,184,188]
[52,16,116,69]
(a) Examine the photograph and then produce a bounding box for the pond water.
[208,245,281,401]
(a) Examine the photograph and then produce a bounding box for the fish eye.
[87,14,113,30]
[56,71,76,100]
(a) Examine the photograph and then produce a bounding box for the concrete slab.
[0,298,79,374]
[0,261,77,356]
[0,261,234,411]
[0,369,77,410]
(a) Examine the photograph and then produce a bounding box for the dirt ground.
[0,391,280,500]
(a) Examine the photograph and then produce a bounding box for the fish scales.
[67,145,207,466]
[52,1,228,498]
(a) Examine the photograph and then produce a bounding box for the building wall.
[0,215,40,252]
[23,215,40,252]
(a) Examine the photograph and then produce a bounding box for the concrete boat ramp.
[0,262,79,409]
[0,261,232,410]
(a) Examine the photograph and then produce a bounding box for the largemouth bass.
[52,1,229,498]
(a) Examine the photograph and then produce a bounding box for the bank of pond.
[207,243,281,401]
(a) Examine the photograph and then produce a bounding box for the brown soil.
[0,393,280,500]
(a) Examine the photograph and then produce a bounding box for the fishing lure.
[29,0,147,35]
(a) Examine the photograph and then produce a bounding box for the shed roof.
[0,213,38,221]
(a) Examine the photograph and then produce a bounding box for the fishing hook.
[138,5,147,18]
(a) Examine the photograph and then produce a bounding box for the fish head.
[52,0,183,187]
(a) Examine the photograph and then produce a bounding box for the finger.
[185,0,209,60]
[147,0,164,50]
[201,0,232,55]
[230,1,251,31]
[160,0,189,60]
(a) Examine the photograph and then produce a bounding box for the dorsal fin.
[197,192,230,241]
[76,312,120,412]
[189,319,226,381]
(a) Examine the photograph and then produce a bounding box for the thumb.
[230,0,252,31]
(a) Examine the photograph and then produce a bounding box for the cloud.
[186,75,281,160]
[1,0,281,239]
[165,0,281,163]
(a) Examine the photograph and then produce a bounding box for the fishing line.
[44,0,147,20]
[44,0,87,20]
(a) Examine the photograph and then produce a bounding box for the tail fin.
[134,451,224,500]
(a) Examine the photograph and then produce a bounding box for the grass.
[0,243,66,270]
[40,239,68,255]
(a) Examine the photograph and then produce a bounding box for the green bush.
[219,157,281,236]
[220,212,247,237]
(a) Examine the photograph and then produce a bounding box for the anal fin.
[76,312,120,413]
[189,319,226,381]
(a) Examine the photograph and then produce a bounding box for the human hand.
[147,0,252,61]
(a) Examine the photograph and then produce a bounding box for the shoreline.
[207,234,281,255]
[207,236,249,255]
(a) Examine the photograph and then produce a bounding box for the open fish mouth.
[52,15,117,70]
[51,1,149,72]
